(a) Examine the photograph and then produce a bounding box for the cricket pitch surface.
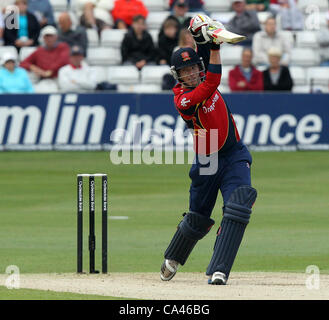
[1,272,328,300]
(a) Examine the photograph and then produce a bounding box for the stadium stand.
[0,0,329,93]
[107,65,140,84]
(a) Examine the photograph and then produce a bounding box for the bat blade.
[207,28,246,44]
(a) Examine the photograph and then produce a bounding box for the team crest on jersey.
[181,51,191,61]
[181,97,191,107]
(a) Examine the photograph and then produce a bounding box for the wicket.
[77,173,108,274]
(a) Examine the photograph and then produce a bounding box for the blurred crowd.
[0,0,328,93]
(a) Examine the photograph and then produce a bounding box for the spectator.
[111,0,148,29]
[157,17,179,65]
[270,0,303,30]
[246,0,269,12]
[176,28,196,50]
[4,0,40,51]
[0,12,4,45]
[0,51,34,93]
[317,11,329,66]
[229,47,263,91]
[58,45,98,92]
[263,47,293,91]
[27,0,56,27]
[167,0,191,30]
[162,28,196,90]
[57,12,88,57]
[252,16,292,66]
[76,0,113,33]
[121,15,156,70]
[20,25,70,92]
[226,0,261,46]
[169,0,204,12]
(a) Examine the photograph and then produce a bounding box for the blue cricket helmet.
[170,47,205,85]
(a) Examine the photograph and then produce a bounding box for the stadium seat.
[146,11,170,29]
[0,46,18,61]
[281,30,294,44]
[100,29,127,48]
[290,48,320,67]
[210,12,235,25]
[307,67,329,86]
[143,0,166,11]
[204,0,231,12]
[220,66,233,86]
[297,0,328,11]
[141,65,171,84]
[107,66,140,84]
[218,84,231,93]
[86,47,121,65]
[295,31,319,48]
[149,29,160,46]
[89,66,109,83]
[292,85,311,93]
[19,47,37,62]
[49,0,68,11]
[86,29,99,47]
[118,83,162,93]
[257,11,272,25]
[220,45,243,66]
[289,66,307,85]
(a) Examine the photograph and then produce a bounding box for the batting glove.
[188,14,212,44]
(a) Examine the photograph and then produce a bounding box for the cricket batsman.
[160,15,257,285]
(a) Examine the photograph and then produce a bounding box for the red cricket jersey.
[173,64,240,155]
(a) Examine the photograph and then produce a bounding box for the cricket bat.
[207,27,246,44]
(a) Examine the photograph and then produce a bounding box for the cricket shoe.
[160,259,179,281]
[208,271,227,285]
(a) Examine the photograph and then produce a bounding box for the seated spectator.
[317,11,329,66]
[111,0,148,29]
[76,0,113,34]
[20,25,70,92]
[226,0,261,47]
[58,45,98,92]
[246,0,269,12]
[4,0,40,51]
[27,0,56,27]
[58,12,88,57]
[167,0,191,30]
[169,0,205,12]
[270,0,303,30]
[121,15,156,70]
[263,47,293,90]
[157,17,179,65]
[0,51,34,93]
[176,28,196,50]
[162,29,196,90]
[0,12,4,45]
[252,16,292,66]
[229,47,263,91]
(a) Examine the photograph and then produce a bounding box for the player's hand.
[188,14,212,44]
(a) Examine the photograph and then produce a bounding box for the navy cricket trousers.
[189,141,252,218]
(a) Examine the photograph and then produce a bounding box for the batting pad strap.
[223,208,251,225]
[180,212,215,241]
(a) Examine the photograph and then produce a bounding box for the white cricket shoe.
[160,259,179,281]
[208,271,227,285]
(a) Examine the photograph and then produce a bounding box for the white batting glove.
[188,14,212,44]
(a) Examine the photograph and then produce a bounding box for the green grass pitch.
[0,150,328,279]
